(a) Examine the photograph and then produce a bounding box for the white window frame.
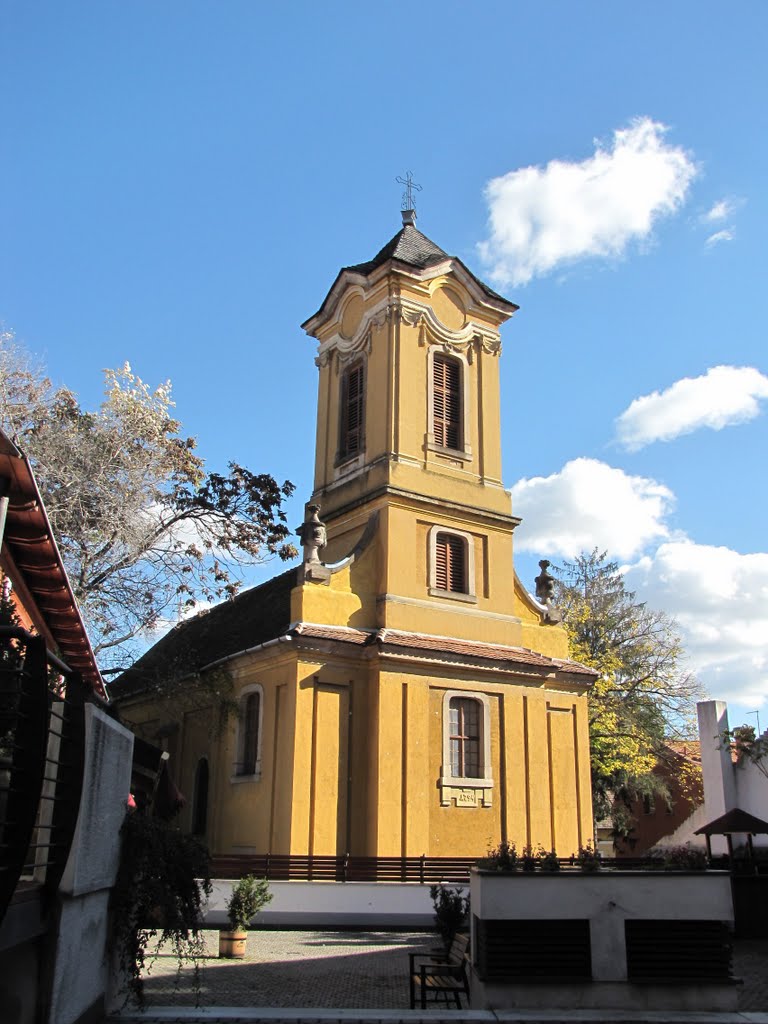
[231,683,264,783]
[440,690,493,791]
[428,525,477,603]
[426,346,472,461]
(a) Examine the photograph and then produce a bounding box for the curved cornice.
[314,296,502,369]
[303,254,517,340]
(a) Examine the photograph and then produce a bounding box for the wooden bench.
[408,932,470,1009]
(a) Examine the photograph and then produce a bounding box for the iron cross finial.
[396,171,422,214]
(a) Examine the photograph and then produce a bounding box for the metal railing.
[208,852,674,882]
[0,627,90,923]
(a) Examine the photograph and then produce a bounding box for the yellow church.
[112,208,597,861]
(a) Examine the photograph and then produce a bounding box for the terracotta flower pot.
[219,929,247,958]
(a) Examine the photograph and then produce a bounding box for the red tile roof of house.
[293,622,597,677]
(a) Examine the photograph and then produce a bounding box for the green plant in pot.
[220,874,272,958]
[429,884,470,953]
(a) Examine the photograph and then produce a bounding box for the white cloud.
[701,197,742,223]
[625,542,768,707]
[478,117,698,286]
[705,228,735,246]
[511,457,674,560]
[615,365,768,451]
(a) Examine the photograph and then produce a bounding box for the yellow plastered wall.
[361,664,593,859]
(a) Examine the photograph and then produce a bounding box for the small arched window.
[233,685,263,780]
[435,532,467,594]
[428,526,476,602]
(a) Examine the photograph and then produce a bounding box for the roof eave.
[303,256,518,340]
[0,439,104,695]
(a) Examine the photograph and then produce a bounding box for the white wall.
[698,699,768,851]
[205,880,455,928]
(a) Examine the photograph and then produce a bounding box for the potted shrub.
[219,874,272,958]
[429,883,470,953]
[521,845,537,872]
[576,841,601,872]
[537,846,560,873]
[477,839,519,872]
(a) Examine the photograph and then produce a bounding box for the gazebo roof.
[694,807,768,836]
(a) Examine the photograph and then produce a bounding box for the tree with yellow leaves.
[553,550,703,839]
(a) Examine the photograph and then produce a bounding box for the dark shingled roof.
[695,808,768,836]
[302,220,516,330]
[108,568,296,701]
[345,223,450,276]
[110,566,596,702]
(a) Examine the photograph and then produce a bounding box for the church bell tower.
[300,206,561,653]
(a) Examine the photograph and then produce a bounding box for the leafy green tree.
[0,333,296,672]
[552,550,703,835]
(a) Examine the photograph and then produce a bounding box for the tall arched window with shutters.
[432,353,462,450]
[338,361,365,462]
[428,526,476,601]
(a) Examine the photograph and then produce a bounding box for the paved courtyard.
[129,929,768,1013]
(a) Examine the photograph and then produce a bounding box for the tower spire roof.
[345,220,450,276]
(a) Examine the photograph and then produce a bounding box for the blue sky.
[2,1,766,730]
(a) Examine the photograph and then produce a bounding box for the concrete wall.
[470,869,735,1011]
[203,879,452,928]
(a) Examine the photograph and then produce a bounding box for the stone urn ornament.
[296,503,331,583]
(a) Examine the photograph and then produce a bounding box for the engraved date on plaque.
[455,789,479,807]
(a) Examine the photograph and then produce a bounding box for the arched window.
[338,361,365,462]
[440,690,493,806]
[435,532,467,594]
[448,697,481,778]
[233,685,263,780]
[433,354,462,450]
[428,526,476,601]
[427,348,471,460]
[191,757,209,836]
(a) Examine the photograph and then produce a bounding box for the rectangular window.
[433,355,461,450]
[449,697,481,778]
[435,532,467,593]
[340,363,364,459]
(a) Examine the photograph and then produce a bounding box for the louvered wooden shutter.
[341,363,364,456]
[435,532,466,593]
[433,355,461,449]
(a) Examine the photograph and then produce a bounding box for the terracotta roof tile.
[293,623,371,645]
[293,623,597,677]
[112,581,597,702]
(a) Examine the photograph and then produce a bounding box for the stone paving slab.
[107,929,768,1022]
